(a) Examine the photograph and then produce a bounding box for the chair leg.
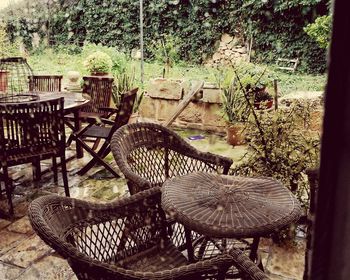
[60,155,70,197]
[91,138,101,151]
[249,237,262,269]
[2,166,14,216]
[76,140,120,178]
[32,157,41,181]
[52,157,58,183]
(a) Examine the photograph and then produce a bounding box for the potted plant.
[221,79,250,146]
[252,87,273,109]
[83,51,113,76]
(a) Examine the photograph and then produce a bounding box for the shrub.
[83,51,112,74]
[232,98,321,210]
[81,43,128,74]
[304,15,332,49]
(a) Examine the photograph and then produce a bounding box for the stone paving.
[0,134,306,280]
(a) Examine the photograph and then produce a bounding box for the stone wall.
[138,79,324,134]
[205,33,248,67]
[138,78,227,133]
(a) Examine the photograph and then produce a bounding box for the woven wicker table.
[162,172,301,239]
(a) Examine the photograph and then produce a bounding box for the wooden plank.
[163,81,204,127]
[277,57,299,72]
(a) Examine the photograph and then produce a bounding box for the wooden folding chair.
[65,76,115,126]
[67,88,138,177]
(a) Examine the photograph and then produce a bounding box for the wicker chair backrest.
[111,122,233,194]
[29,189,169,272]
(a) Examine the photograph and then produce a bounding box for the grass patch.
[27,47,326,96]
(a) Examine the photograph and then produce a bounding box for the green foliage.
[220,62,275,123]
[2,0,329,73]
[232,99,321,209]
[221,83,250,124]
[83,51,112,74]
[304,15,332,49]
[81,43,128,74]
[0,24,20,58]
[112,71,136,107]
[149,34,181,77]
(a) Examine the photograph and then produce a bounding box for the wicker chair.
[0,98,69,216]
[111,122,233,194]
[29,75,63,92]
[110,123,266,269]
[29,187,269,280]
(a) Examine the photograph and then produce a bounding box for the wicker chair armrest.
[69,251,236,280]
[229,249,270,280]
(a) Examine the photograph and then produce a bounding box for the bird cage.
[0,57,39,103]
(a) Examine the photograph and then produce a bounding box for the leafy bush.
[232,98,321,210]
[83,51,112,74]
[81,43,128,74]
[304,15,332,49]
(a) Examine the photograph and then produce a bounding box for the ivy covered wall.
[1,0,329,73]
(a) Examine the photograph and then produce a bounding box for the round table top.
[162,172,302,238]
[0,92,90,113]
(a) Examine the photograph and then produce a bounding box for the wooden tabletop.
[0,92,90,114]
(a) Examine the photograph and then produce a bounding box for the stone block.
[147,78,185,100]
[0,262,24,280]
[178,102,203,123]
[201,103,227,127]
[0,219,11,230]
[221,33,233,44]
[212,53,221,61]
[157,99,179,121]
[0,234,52,268]
[0,230,26,255]
[201,85,222,104]
[7,216,34,235]
[139,95,156,119]
[17,255,77,280]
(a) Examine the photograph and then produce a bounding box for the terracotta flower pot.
[254,100,273,110]
[226,123,246,146]
[91,72,109,76]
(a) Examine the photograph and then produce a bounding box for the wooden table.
[162,172,302,262]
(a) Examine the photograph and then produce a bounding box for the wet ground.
[0,129,306,279]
